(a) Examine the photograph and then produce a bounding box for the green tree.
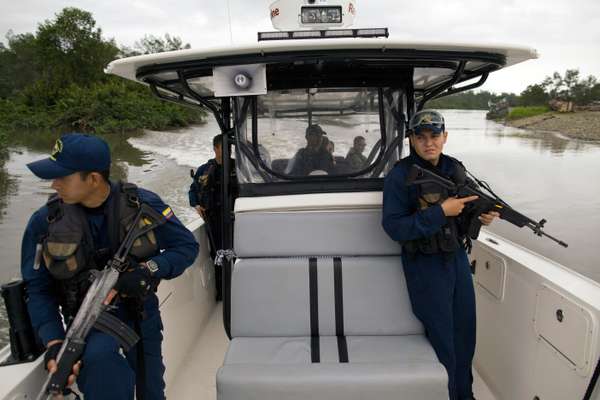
[120,34,191,57]
[35,8,119,89]
[571,75,598,105]
[0,8,204,135]
[0,31,40,98]
[0,42,10,98]
[519,84,549,106]
[532,70,598,105]
[591,83,600,102]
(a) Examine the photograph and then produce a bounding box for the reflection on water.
[0,149,18,347]
[487,128,592,155]
[9,130,150,182]
[1,112,600,348]
[0,149,19,224]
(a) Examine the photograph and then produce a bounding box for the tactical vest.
[196,159,239,212]
[195,159,222,213]
[42,182,159,321]
[402,157,467,256]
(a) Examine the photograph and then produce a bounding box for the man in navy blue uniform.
[382,110,499,400]
[22,133,199,399]
[189,134,236,301]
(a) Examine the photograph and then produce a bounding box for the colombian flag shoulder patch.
[162,207,174,219]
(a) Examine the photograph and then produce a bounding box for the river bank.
[504,111,600,141]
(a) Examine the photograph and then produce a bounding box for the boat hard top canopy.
[106,37,537,196]
[106,38,537,109]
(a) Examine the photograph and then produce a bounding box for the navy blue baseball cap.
[408,110,445,135]
[27,134,111,179]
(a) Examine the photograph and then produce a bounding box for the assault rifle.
[36,203,165,400]
[406,164,568,248]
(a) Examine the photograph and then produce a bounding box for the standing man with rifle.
[382,110,499,400]
[189,134,237,301]
[22,133,199,399]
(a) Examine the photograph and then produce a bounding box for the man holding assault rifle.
[22,134,199,399]
[382,110,566,400]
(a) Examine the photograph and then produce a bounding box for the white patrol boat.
[1,1,599,399]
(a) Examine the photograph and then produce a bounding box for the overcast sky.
[2,0,599,94]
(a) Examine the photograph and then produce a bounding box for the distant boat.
[486,98,510,120]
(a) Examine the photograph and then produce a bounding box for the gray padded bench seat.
[218,337,447,400]
[218,206,447,400]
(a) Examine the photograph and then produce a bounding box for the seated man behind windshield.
[287,124,334,176]
[345,135,367,170]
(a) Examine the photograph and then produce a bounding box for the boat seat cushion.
[217,335,448,400]
[234,209,401,257]
[230,256,423,337]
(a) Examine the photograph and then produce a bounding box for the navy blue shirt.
[21,183,199,346]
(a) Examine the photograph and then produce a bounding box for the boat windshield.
[234,87,405,194]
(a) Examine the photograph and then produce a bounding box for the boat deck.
[166,303,497,400]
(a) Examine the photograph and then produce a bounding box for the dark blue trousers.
[76,312,166,400]
[402,250,476,400]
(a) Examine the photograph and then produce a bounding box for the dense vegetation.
[429,70,600,110]
[0,8,205,139]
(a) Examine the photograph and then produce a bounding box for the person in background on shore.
[382,110,499,400]
[189,134,237,301]
[22,133,199,399]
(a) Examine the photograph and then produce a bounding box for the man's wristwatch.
[144,260,159,275]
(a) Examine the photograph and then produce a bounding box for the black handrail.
[418,61,466,110]
[177,70,227,133]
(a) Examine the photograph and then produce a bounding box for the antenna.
[226,0,234,44]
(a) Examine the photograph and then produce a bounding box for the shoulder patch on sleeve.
[162,207,174,219]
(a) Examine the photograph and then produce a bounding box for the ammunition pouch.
[402,220,462,255]
[43,232,87,280]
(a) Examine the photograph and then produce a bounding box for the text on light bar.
[300,6,342,24]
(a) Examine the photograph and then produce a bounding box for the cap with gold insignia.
[27,133,111,179]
